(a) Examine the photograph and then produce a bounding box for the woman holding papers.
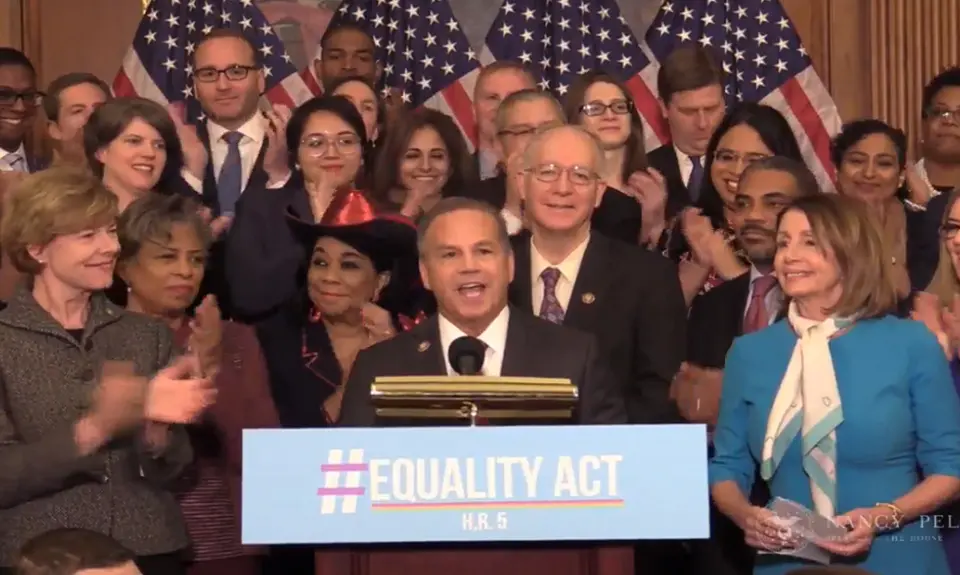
[710,193,960,575]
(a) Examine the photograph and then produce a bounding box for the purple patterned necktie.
[538,267,565,325]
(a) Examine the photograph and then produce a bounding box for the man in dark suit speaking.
[338,196,628,427]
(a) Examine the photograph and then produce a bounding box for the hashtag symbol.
[316,449,367,514]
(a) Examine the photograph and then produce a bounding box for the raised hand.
[262,104,292,182]
[361,302,396,347]
[197,206,233,240]
[88,361,148,438]
[188,294,223,379]
[168,103,208,180]
[305,169,336,222]
[680,208,716,267]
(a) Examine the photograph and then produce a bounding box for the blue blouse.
[710,315,960,575]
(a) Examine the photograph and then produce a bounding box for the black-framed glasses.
[579,100,633,117]
[193,65,259,83]
[940,222,960,239]
[713,149,772,166]
[525,163,598,186]
[0,88,44,107]
[926,107,960,124]
[300,134,363,156]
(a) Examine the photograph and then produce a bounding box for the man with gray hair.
[509,124,686,426]
[339,195,627,428]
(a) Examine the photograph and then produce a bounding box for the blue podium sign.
[242,425,709,544]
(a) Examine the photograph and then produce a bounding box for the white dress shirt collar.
[207,112,266,146]
[438,306,511,376]
[530,234,590,287]
[673,145,703,188]
[0,143,27,171]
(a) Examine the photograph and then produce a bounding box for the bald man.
[508,125,687,426]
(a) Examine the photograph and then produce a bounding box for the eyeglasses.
[713,149,772,166]
[497,122,559,138]
[193,65,259,83]
[300,134,363,156]
[926,107,960,124]
[0,88,43,108]
[579,100,633,117]
[525,163,598,186]
[940,222,960,239]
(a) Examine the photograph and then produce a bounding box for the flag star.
[387,20,399,31]
[260,44,273,57]
[618,55,631,68]
[263,66,272,77]
[734,49,745,61]
[338,2,349,14]
[427,11,439,24]
[521,29,533,42]
[166,15,179,27]
[721,41,732,53]
[181,86,193,98]
[503,1,515,13]
[403,47,413,59]
[677,29,692,42]
[421,55,434,68]
[442,62,455,75]
[558,0,571,8]
[619,33,632,46]
[776,38,789,51]
[599,7,610,19]
[656,23,670,36]
[500,23,512,36]
[557,60,570,74]
[579,23,590,35]
[219,12,230,23]
[558,39,570,52]
[386,42,396,54]
[736,70,744,81]
[186,21,196,33]
[699,35,712,47]
[663,2,674,13]
[239,0,252,6]
[540,55,551,67]
[798,45,807,57]
[578,45,591,58]
[163,58,177,71]
[444,40,457,53]
[598,28,610,41]
[754,33,768,46]
[372,15,384,27]
[519,51,532,63]
[722,20,733,32]
[466,49,477,60]
[185,41,195,54]
[722,62,732,74]
[353,7,365,19]
[757,11,769,24]
[405,28,416,40]
[734,27,746,40]
[778,17,790,30]
[579,1,590,13]
[557,83,568,95]
[202,25,213,35]
[381,86,391,97]
[260,23,273,35]
[752,75,765,89]
[282,53,292,63]
[402,70,413,83]
[202,2,213,15]
[753,54,766,67]
[147,9,159,21]
[558,17,570,30]
[538,78,550,90]
[164,36,177,50]
[701,13,715,26]
[405,5,418,18]
[418,78,431,90]
[681,7,693,20]
[401,91,411,104]
[735,6,748,18]
[523,8,535,20]
[578,65,590,74]
[240,17,252,29]
[541,12,551,25]
[144,30,157,44]
[389,0,400,9]
[445,19,459,32]
[187,0,195,7]
[424,33,436,46]
[597,51,610,63]
[540,36,550,49]
[775,59,788,72]
[372,36,381,48]
[384,63,393,75]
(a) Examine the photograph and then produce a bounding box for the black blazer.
[454,175,643,245]
[338,309,629,427]
[686,272,751,369]
[509,232,686,424]
[647,144,693,221]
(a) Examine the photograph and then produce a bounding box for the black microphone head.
[448,336,486,375]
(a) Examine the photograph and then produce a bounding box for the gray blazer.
[0,287,192,565]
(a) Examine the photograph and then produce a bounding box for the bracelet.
[874,502,906,531]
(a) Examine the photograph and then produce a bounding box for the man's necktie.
[743,275,779,333]
[538,267,565,325]
[2,153,26,173]
[217,131,244,216]
[687,156,704,201]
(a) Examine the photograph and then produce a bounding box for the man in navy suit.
[0,48,43,174]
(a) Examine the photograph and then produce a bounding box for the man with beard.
[673,156,819,575]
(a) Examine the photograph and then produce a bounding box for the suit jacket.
[509,232,686,424]
[647,144,692,221]
[686,272,751,369]
[338,309,628,427]
[0,288,192,565]
[454,175,643,245]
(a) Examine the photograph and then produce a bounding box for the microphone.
[448,336,486,375]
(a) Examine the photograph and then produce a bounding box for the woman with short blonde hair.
[711,194,960,575]
[0,167,213,575]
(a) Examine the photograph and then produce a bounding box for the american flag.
[482,0,649,99]
[329,0,480,149]
[638,0,841,188]
[113,0,314,123]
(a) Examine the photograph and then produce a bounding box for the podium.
[242,377,709,575]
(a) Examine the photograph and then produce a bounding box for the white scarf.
[760,301,852,517]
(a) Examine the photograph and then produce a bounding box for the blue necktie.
[538,267,565,325]
[217,132,243,216]
[687,156,703,202]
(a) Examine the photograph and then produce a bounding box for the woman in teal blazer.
[710,194,960,575]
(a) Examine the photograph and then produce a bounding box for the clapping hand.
[168,103,208,181]
[680,208,716,266]
[188,295,223,379]
[262,104,292,183]
[305,169,336,222]
[627,168,667,217]
[145,355,217,423]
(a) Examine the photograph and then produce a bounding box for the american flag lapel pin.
[582,292,596,304]
[418,341,431,352]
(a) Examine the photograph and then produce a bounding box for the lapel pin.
[418,341,431,352]
[582,292,596,304]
